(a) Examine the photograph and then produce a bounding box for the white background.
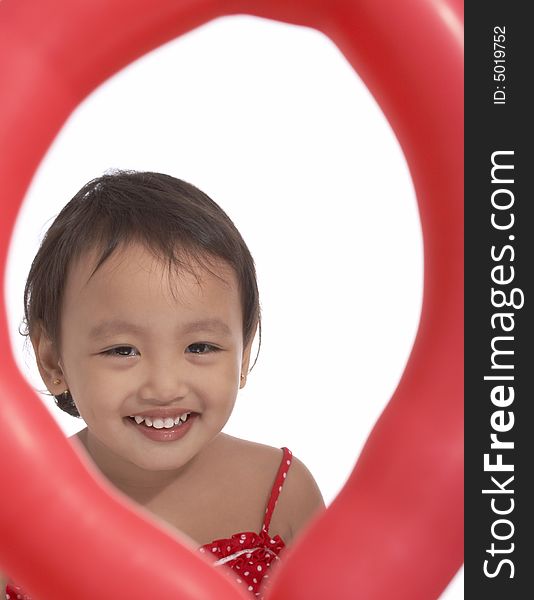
[5,15,463,597]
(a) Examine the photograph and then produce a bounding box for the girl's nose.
[138,357,190,404]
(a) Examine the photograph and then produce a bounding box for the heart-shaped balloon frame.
[0,0,463,598]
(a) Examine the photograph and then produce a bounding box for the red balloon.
[0,1,463,599]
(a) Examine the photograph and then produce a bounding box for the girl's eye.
[186,343,219,355]
[103,346,139,357]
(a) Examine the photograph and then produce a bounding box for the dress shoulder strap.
[261,447,293,535]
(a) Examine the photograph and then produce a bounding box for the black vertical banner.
[465,3,534,599]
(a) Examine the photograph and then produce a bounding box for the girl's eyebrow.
[89,318,232,340]
[180,318,232,336]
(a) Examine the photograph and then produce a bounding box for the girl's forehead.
[61,243,244,333]
[68,243,236,292]
[61,243,242,324]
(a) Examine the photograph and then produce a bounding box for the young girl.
[2,170,324,599]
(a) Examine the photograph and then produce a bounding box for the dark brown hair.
[23,169,261,417]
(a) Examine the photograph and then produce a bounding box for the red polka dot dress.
[4,448,293,600]
[199,447,293,598]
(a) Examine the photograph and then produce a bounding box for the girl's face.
[39,242,253,476]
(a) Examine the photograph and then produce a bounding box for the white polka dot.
[199,548,205,553]
[270,539,276,544]
[244,571,249,576]
[248,586,254,591]
[236,565,240,569]
[286,460,290,465]
[283,472,287,478]
[212,547,218,552]
[278,486,282,492]
[241,534,247,539]
[264,574,269,578]
[227,546,231,551]
[7,595,11,600]
[249,561,254,565]
[253,578,258,583]
[236,579,242,584]
[257,565,263,571]
[246,553,252,558]
[239,539,245,544]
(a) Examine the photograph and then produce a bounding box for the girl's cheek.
[203,369,236,389]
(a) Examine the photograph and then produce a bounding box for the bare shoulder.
[216,435,325,542]
[280,452,325,541]
[213,434,288,478]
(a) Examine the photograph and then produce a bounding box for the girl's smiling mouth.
[125,411,199,442]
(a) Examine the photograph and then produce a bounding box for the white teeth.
[152,418,176,429]
[129,412,192,428]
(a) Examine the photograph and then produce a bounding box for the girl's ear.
[31,323,66,396]
[239,322,258,389]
